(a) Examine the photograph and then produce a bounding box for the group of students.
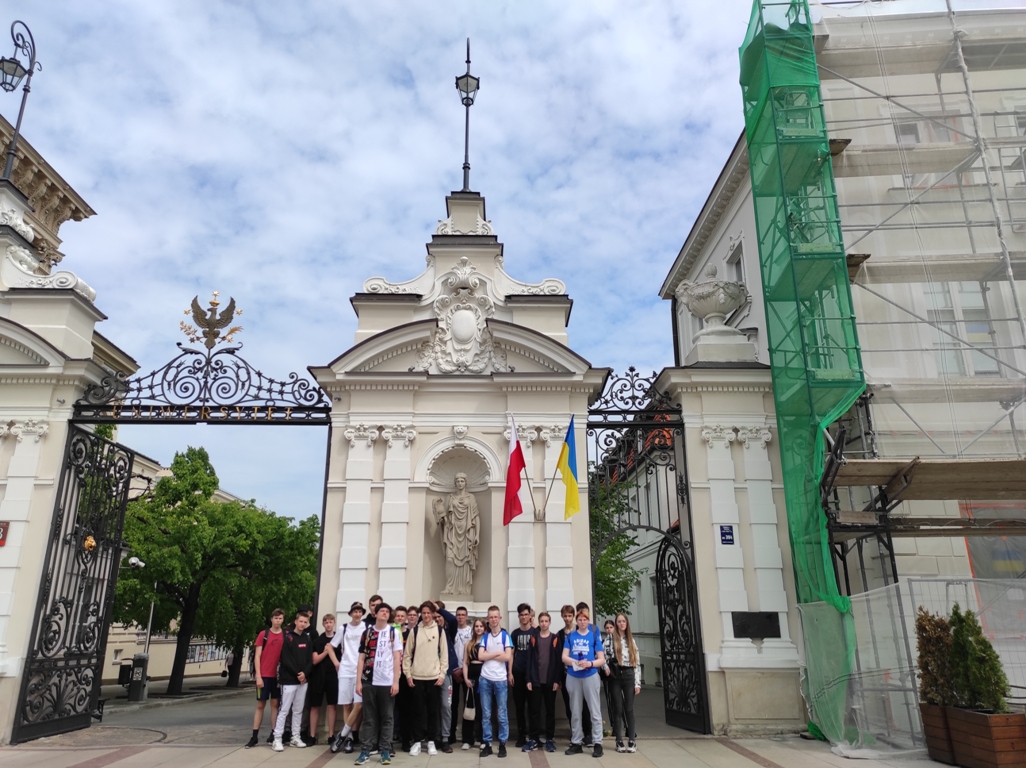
[247,595,641,763]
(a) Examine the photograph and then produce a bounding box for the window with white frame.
[923,281,999,377]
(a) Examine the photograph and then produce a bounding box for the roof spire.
[454,38,480,192]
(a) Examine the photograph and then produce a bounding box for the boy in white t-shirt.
[355,603,404,765]
[329,601,367,754]
[477,605,513,758]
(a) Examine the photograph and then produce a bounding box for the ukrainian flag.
[557,415,580,519]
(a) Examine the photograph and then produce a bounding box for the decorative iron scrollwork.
[589,366,678,417]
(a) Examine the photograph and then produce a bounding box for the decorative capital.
[382,424,417,449]
[504,424,538,443]
[700,424,735,448]
[737,426,772,450]
[343,424,379,448]
[0,419,49,442]
[539,425,566,447]
[453,425,468,444]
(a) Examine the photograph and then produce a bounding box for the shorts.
[338,675,362,705]
[308,670,339,707]
[256,676,280,701]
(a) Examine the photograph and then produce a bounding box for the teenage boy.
[478,605,513,758]
[402,601,446,756]
[511,603,538,748]
[308,613,338,745]
[434,601,459,753]
[330,602,367,754]
[449,606,472,745]
[364,595,383,627]
[354,602,404,766]
[561,608,605,759]
[273,610,315,752]
[556,605,592,745]
[246,608,285,748]
[527,612,561,752]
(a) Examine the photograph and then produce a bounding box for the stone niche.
[425,444,493,608]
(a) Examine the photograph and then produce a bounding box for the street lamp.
[455,39,480,192]
[0,20,39,181]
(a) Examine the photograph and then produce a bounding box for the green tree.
[588,476,644,618]
[113,446,319,694]
[949,603,1009,713]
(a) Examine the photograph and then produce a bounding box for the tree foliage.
[914,607,953,706]
[114,446,319,694]
[588,476,644,618]
[949,603,1009,713]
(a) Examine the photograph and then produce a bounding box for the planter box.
[945,707,1026,768]
[920,703,955,765]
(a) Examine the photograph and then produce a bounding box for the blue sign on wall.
[720,525,735,545]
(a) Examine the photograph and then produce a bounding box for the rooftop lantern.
[0,20,39,182]
[455,39,479,192]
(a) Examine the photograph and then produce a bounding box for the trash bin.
[127,653,148,702]
[117,663,133,688]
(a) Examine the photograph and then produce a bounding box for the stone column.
[701,423,751,664]
[737,424,799,664]
[540,423,575,613]
[337,424,378,613]
[378,424,416,608]
[506,424,537,622]
[0,419,49,675]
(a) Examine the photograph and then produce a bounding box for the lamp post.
[455,39,480,193]
[0,20,39,181]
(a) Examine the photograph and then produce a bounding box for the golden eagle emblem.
[180,291,244,349]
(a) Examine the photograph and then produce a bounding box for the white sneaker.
[272,738,284,752]
[462,743,471,751]
[290,736,307,748]
[427,742,438,756]
[409,742,421,756]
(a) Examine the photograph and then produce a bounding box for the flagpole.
[541,474,559,514]
[521,465,539,517]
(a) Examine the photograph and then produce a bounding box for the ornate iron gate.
[587,368,709,733]
[12,426,135,743]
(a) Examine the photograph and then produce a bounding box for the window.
[923,281,999,376]
[726,242,745,286]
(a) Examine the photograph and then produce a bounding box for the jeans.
[478,677,509,744]
[566,674,603,746]
[607,666,637,741]
[360,685,394,753]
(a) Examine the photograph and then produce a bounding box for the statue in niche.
[431,472,480,596]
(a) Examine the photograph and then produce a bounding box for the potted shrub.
[915,607,955,765]
[944,603,1026,768]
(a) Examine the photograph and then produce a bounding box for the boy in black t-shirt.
[510,603,538,749]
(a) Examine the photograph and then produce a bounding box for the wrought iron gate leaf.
[12,426,135,743]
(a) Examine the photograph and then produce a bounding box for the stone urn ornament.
[675,266,756,364]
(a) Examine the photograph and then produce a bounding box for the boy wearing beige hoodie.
[402,601,446,756]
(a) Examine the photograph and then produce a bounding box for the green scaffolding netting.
[738,0,866,744]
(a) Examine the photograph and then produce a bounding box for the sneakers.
[565,743,584,755]
[498,742,507,758]
[381,750,392,765]
[627,740,637,753]
[545,740,556,752]
[304,735,318,746]
[244,734,259,749]
[355,751,371,765]
[515,737,526,748]
[290,735,308,748]
[480,744,493,757]
[272,738,284,753]
[616,740,626,753]
[409,742,422,757]
[522,739,537,752]
[427,741,438,756]
[330,732,345,754]
[462,743,471,750]
[592,745,604,758]
[344,736,356,754]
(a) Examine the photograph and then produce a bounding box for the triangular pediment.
[0,317,67,367]
[323,318,590,376]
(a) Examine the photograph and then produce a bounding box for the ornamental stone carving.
[675,265,749,342]
[435,214,494,236]
[430,473,480,596]
[0,204,35,242]
[343,424,379,448]
[381,424,417,448]
[700,424,736,449]
[452,425,468,444]
[0,419,49,442]
[410,257,509,375]
[539,424,566,446]
[504,423,538,444]
[737,426,772,450]
[1,244,97,302]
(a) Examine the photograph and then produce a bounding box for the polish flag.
[503,415,527,525]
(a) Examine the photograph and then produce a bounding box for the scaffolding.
[740,0,1026,748]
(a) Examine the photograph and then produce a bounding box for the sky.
[4,0,752,519]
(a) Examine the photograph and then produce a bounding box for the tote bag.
[463,685,477,721]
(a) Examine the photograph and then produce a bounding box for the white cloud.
[3,0,753,517]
